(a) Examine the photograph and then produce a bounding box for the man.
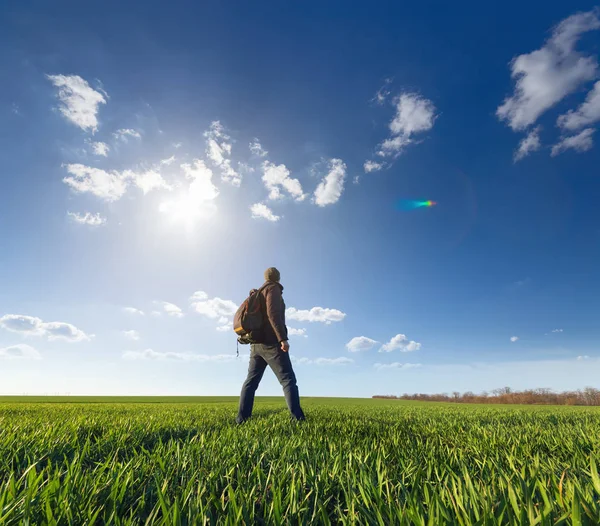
[236,267,305,423]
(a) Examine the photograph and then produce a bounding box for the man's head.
[264,267,281,283]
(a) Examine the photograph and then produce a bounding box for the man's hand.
[281,340,290,352]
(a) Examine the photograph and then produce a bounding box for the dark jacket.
[257,281,288,345]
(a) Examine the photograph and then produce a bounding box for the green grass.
[0,397,599,524]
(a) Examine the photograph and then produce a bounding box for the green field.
[1,397,599,524]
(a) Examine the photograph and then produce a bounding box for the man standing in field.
[236,267,305,423]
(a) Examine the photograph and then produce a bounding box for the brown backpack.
[233,283,269,345]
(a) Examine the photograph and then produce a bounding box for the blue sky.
[1,0,600,396]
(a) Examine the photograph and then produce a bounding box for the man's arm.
[265,285,288,345]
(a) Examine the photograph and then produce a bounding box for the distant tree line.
[373,387,600,406]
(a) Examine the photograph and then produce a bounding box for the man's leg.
[236,346,268,423]
[262,345,305,421]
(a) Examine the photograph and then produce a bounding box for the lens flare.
[396,199,438,210]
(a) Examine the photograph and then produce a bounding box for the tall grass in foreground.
[0,400,599,524]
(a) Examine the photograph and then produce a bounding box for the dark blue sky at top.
[0,0,599,395]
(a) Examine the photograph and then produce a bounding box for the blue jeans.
[237,343,305,422]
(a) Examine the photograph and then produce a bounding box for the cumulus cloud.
[249,139,268,157]
[250,203,280,222]
[153,301,184,318]
[293,356,353,365]
[376,93,437,158]
[190,291,238,324]
[551,128,595,156]
[63,164,129,202]
[0,314,90,342]
[558,80,600,130]
[0,344,41,360]
[90,141,109,157]
[314,158,347,207]
[204,121,241,186]
[113,128,141,142]
[286,307,346,324]
[216,321,233,332]
[123,349,239,362]
[288,327,307,337]
[552,328,564,333]
[262,161,305,201]
[374,362,422,370]
[67,211,107,226]
[510,336,519,342]
[159,160,219,221]
[124,169,171,194]
[379,334,421,353]
[346,336,378,352]
[63,164,170,201]
[123,307,144,316]
[47,74,107,132]
[497,10,600,131]
[577,355,590,360]
[122,330,140,341]
[514,126,542,161]
[364,160,384,173]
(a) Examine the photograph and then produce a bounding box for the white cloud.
[160,155,176,166]
[0,344,41,360]
[159,160,219,222]
[124,169,171,194]
[558,80,600,131]
[123,307,144,315]
[249,139,268,157]
[91,141,109,157]
[286,307,346,324]
[293,356,353,365]
[346,336,378,352]
[113,128,141,142]
[47,74,107,132]
[122,349,239,362]
[238,162,255,175]
[577,355,590,360]
[374,362,422,370]
[376,93,437,158]
[497,10,600,131]
[552,328,564,333]
[204,121,241,186]
[262,161,305,201]
[551,128,595,156]
[288,327,307,337]
[154,301,184,318]
[315,357,353,365]
[373,78,392,105]
[181,160,219,200]
[0,314,90,342]
[122,330,140,341]
[67,211,107,226]
[510,336,519,342]
[63,164,128,202]
[190,291,238,321]
[250,203,281,222]
[364,160,384,173]
[216,321,233,332]
[63,164,169,202]
[379,334,421,353]
[314,158,347,207]
[514,126,542,162]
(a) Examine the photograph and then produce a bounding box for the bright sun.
[159,193,217,229]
